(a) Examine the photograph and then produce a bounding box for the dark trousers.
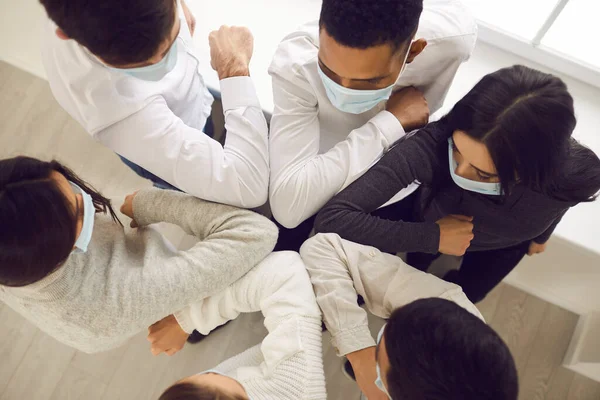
[408,242,529,304]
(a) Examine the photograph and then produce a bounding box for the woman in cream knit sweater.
[0,156,278,353]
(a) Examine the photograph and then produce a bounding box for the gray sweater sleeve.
[105,188,278,328]
[314,123,447,254]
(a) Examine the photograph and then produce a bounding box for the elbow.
[253,214,279,251]
[269,195,306,229]
[238,179,269,209]
[313,206,336,234]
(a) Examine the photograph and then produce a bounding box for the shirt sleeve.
[97,77,269,209]
[100,188,278,331]
[313,123,449,254]
[173,251,321,334]
[268,66,407,229]
[300,233,482,356]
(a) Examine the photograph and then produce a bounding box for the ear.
[55,28,70,40]
[406,39,427,64]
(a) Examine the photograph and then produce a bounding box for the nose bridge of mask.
[114,39,180,82]
[448,138,502,196]
[318,40,413,115]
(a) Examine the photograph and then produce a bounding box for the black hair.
[39,0,177,66]
[384,298,518,400]
[0,156,121,287]
[159,382,247,400]
[319,0,423,52]
[442,65,600,202]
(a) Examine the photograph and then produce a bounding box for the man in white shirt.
[300,233,518,400]
[269,0,477,250]
[39,0,269,208]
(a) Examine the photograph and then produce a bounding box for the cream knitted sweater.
[0,189,278,353]
[178,251,326,400]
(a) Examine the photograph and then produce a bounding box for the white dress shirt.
[300,233,483,356]
[269,0,477,228]
[175,252,326,400]
[41,5,269,208]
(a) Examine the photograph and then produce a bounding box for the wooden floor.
[0,61,599,400]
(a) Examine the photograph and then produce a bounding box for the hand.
[147,315,189,356]
[436,214,475,256]
[208,26,253,80]
[386,86,430,132]
[120,191,139,228]
[347,348,389,400]
[527,241,547,256]
[181,0,196,36]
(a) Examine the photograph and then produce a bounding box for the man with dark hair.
[39,0,270,208]
[300,233,518,400]
[269,0,477,250]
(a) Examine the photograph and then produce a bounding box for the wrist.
[347,346,376,366]
[217,60,250,80]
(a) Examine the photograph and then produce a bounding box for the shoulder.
[417,0,478,60]
[269,21,320,89]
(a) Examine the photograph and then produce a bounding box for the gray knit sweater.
[0,189,278,353]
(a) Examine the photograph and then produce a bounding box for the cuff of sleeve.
[405,221,441,254]
[370,111,406,146]
[131,188,161,227]
[331,325,376,357]
[220,76,261,111]
[174,309,196,335]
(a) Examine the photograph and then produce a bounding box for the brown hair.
[0,156,121,287]
[39,0,177,66]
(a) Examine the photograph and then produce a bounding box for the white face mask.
[69,182,95,253]
[318,43,412,115]
[111,40,179,82]
[448,138,502,196]
[375,325,392,399]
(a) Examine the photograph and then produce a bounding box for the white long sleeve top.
[41,3,269,208]
[176,252,326,400]
[268,0,477,228]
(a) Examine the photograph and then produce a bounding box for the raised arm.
[105,189,278,333]
[314,123,450,254]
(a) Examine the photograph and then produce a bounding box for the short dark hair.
[384,298,518,400]
[319,0,423,51]
[159,382,247,400]
[39,0,177,65]
[0,156,121,287]
[443,65,600,202]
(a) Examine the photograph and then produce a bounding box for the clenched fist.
[436,214,475,256]
[386,87,430,132]
[209,26,254,80]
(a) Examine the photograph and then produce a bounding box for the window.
[462,0,600,87]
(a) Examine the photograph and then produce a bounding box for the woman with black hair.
[314,65,600,303]
[0,157,278,353]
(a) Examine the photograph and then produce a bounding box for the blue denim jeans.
[119,114,215,191]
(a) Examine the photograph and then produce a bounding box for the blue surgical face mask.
[448,138,502,196]
[113,40,179,82]
[375,325,392,399]
[318,44,412,115]
[69,182,95,253]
